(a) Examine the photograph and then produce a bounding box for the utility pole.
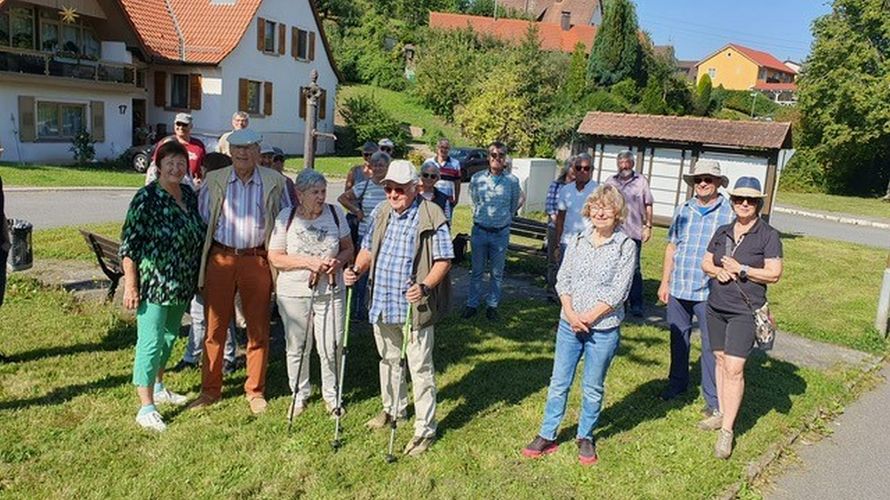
[301,69,336,170]
[877,252,890,337]
[749,91,758,118]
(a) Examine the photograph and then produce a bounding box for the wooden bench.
[508,217,548,258]
[79,230,124,301]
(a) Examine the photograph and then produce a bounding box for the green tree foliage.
[340,93,409,154]
[328,13,407,89]
[712,87,779,117]
[693,73,713,116]
[456,71,536,154]
[796,0,890,194]
[586,0,646,86]
[412,28,487,120]
[464,0,533,19]
[609,78,638,106]
[563,43,589,103]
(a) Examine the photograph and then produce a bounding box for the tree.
[563,42,588,103]
[693,73,713,116]
[797,0,890,194]
[412,27,486,120]
[456,71,536,155]
[586,0,646,86]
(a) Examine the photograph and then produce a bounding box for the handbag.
[725,234,776,351]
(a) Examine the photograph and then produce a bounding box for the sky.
[635,0,833,63]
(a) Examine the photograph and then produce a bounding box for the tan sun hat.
[682,160,729,188]
[383,160,418,184]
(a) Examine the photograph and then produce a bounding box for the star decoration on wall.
[59,6,79,24]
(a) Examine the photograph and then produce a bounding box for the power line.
[644,20,810,54]
[642,12,813,45]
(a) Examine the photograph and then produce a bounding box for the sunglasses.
[731,196,759,205]
[574,164,592,172]
[362,153,373,158]
[380,146,393,152]
[383,185,406,195]
[489,152,506,160]
[175,122,190,128]
[693,176,715,184]
[421,172,439,179]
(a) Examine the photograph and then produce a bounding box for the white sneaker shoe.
[154,388,188,406]
[135,410,167,432]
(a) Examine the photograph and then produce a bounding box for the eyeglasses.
[591,206,615,215]
[574,164,592,172]
[489,152,506,160]
[362,153,373,158]
[174,122,190,128]
[380,147,393,153]
[421,172,439,179]
[383,185,406,195]
[693,176,715,185]
[731,196,759,206]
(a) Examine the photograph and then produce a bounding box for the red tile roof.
[577,112,792,150]
[753,82,797,92]
[429,11,597,53]
[498,0,603,27]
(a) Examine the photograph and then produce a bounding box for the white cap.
[174,112,192,125]
[382,160,418,184]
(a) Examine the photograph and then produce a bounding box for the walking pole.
[288,271,319,432]
[331,278,353,451]
[385,301,413,464]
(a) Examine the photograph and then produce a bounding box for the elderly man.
[464,141,521,321]
[148,113,206,184]
[656,160,733,419]
[344,160,453,457]
[606,151,654,317]
[217,111,249,156]
[422,138,462,206]
[188,129,291,414]
[555,153,597,262]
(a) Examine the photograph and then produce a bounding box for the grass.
[0,274,860,498]
[775,191,890,221]
[0,162,143,188]
[338,84,471,146]
[283,156,362,179]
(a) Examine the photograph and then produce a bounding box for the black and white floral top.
[555,228,637,330]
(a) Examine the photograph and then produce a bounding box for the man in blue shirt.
[656,160,733,422]
[464,141,522,321]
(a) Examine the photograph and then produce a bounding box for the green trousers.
[132,301,188,387]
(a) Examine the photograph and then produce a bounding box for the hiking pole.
[331,277,353,451]
[385,300,413,464]
[288,271,319,433]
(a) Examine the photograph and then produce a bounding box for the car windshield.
[450,149,470,160]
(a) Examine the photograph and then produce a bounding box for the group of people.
[120,117,783,462]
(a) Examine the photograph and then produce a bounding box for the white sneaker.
[154,388,188,406]
[135,410,167,432]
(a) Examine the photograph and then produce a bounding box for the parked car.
[124,132,220,172]
[451,147,489,182]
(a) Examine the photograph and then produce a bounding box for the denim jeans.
[351,273,370,320]
[628,239,643,312]
[182,294,237,364]
[538,320,620,440]
[667,296,717,410]
[467,225,510,309]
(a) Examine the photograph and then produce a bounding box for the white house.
[0,0,339,163]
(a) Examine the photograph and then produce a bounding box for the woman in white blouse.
[521,184,636,466]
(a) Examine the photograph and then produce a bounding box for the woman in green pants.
[120,140,206,432]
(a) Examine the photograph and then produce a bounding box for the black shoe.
[223,359,240,375]
[169,359,198,373]
[462,307,477,319]
[577,438,598,466]
[485,307,498,321]
[658,385,686,401]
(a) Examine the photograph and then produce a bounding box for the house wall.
[0,81,136,163]
[697,47,760,90]
[146,66,226,139]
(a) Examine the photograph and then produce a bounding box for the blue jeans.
[182,294,236,364]
[467,225,510,309]
[667,296,717,410]
[352,273,369,320]
[629,239,643,312]
[538,320,620,440]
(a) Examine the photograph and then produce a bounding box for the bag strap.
[725,233,757,311]
[286,203,340,232]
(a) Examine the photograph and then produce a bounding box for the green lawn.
[0,274,858,497]
[775,191,890,221]
[0,163,143,188]
[339,84,472,146]
[283,156,362,179]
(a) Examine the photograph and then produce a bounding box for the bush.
[407,150,426,167]
[778,149,825,193]
[713,87,778,117]
[70,131,96,164]
[339,93,409,156]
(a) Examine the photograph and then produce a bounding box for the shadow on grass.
[734,352,807,436]
[5,318,134,364]
[0,373,131,411]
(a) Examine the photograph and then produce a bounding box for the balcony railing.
[0,45,138,85]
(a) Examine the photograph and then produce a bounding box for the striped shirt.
[198,168,292,249]
[469,170,521,229]
[423,156,461,202]
[352,179,388,240]
[667,195,734,302]
[361,198,454,325]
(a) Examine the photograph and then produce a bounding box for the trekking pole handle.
[309,271,319,289]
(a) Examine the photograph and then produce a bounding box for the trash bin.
[7,219,33,271]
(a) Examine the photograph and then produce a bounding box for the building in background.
[498,0,604,27]
[695,43,797,105]
[429,11,598,54]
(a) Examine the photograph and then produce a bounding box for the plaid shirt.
[470,170,521,229]
[361,198,454,325]
[545,180,563,228]
[667,195,734,301]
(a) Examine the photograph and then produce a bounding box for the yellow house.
[696,43,796,91]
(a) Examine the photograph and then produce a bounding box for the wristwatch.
[419,283,431,297]
[739,265,750,280]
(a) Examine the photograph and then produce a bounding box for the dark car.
[451,147,489,182]
[124,133,220,172]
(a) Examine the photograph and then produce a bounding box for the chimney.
[560,11,571,31]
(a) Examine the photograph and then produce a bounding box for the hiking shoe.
[154,388,188,406]
[135,410,167,432]
[404,436,436,457]
[698,411,723,431]
[521,436,559,458]
[485,306,499,321]
[287,399,308,420]
[701,405,717,417]
[365,410,405,430]
[248,396,268,415]
[169,359,198,372]
[577,438,598,466]
[714,429,734,459]
[326,402,347,419]
[186,393,219,411]
[461,307,477,319]
[658,385,686,401]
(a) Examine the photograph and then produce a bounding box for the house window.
[40,20,58,51]
[36,10,100,59]
[171,74,190,109]
[294,28,308,59]
[264,20,276,52]
[37,101,86,139]
[84,30,100,58]
[247,80,262,114]
[9,7,35,49]
[708,68,716,79]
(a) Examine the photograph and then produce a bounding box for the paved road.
[768,365,890,500]
[770,211,890,249]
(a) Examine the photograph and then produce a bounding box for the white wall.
[0,83,136,164]
[146,65,225,138]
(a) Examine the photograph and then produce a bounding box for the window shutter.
[256,18,265,51]
[318,89,327,120]
[299,87,306,119]
[154,71,167,107]
[308,32,316,61]
[291,27,297,59]
[263,81,273,116]
[90,101,105,142]
[189,74,202,110]
[238,78,248,112]
[17,96,36,142]
[278,24,286,55]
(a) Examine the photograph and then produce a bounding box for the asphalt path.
[769,211,890,249]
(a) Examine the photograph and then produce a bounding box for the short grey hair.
[232,111,249,120]
[616,150,635,164]
[370,151,391,166]
[421,162,440,175]
[294,168,327,192]
[574,152,593,166]
[436,138,451,148]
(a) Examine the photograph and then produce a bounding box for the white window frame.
[36,100,88,140]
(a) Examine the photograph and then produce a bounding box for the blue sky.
[635,0,833,63]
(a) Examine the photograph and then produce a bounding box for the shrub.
[407,150,426,167]
[339,93,409,155]
[70,131,96,164]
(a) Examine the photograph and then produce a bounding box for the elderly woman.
[701,177,783,459]
[545,157,575,301]
[417,162,452,221]
[337,150,390,319]
[269,169,353,416]
[522,184,636,465]
[344,141,378,192]
[120,140,207,431]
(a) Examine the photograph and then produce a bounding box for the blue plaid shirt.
[545,180,563,228]
[667,195,734,301]
[361,198,454,325]
[469,170,521,229]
